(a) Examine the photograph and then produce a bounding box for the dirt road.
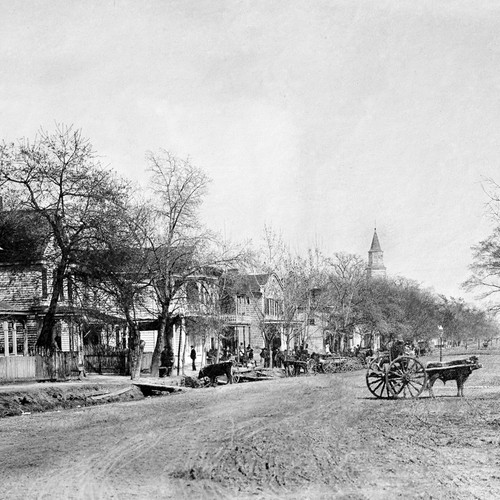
[1,358,500,499]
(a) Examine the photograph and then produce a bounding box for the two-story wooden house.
[0,209,128,357]
[219,271,286,353]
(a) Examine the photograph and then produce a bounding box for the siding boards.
[0,356,36,381]
[140,330,157,353]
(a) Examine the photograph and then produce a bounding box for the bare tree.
[0,125,129,349]
[141,150,246,376]
[74,200,152,379]
[321,253,367,353]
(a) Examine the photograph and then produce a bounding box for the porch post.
[3,321,9,356]
[68,319,74,352]
[12,321,17,355]
[23,321,29,356]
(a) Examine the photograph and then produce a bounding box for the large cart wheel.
[387,356,427,398]
[366,358,394,399]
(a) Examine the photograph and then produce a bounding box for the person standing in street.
[190,345,197,371]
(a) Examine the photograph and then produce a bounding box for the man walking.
[190,345,197,371]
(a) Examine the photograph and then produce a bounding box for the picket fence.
[0,346,152,382]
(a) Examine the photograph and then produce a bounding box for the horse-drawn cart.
[366,351,482,399]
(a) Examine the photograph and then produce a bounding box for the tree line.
[0,125,497,379]
[253,232,498,354]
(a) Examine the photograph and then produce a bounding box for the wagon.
[306,354,364,375]
[365,352,481,399]
[283,359,309,376]
[366,354,427,399]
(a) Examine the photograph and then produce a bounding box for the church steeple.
[367,228,386,279]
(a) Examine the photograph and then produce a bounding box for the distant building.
[366,228,386,279]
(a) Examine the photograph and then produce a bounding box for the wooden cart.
[365,352,481,399]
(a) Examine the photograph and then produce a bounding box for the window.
[265,298,281,317]
[236,295,247,315]
[186,282,199,303]
[41,268,48,299]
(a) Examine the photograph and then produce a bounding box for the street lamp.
[438,325,443,362]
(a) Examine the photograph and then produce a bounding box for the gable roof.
[0,210,51,264]
[223,272,284,296]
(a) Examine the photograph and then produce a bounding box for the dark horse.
[198,361,233,386]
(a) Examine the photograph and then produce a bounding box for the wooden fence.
[0,356,36,381]
[0,347,155,382]
[26,347,78,381]
[83,345,129,376]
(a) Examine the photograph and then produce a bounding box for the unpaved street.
[1,361,500,500]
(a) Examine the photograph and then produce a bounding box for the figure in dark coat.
[190,346,197,371]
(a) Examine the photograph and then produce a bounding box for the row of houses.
[0,209,333,372]
[0,210,388,374]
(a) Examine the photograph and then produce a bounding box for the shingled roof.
[222,272,272,295]
[0,210,51,264]
[0,300,30,314]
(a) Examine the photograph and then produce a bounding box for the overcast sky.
[2,0,500,302]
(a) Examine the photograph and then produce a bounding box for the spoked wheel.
[387,356,427,398]
[231,369,240,384]
[200,377,211,387]
[306,359,318,375]
[366,358,394,399]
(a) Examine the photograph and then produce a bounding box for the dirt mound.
[0,382,144,418]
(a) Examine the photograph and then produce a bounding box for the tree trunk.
[124,309,143,380]
[150,304,171,377]
[130,339,145,380]
[128,322,144,380]
[150,315,166,377]
[37,262,67,349]
[176,320,183,376]
[181,331,187,376]
[201,337,206,367]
